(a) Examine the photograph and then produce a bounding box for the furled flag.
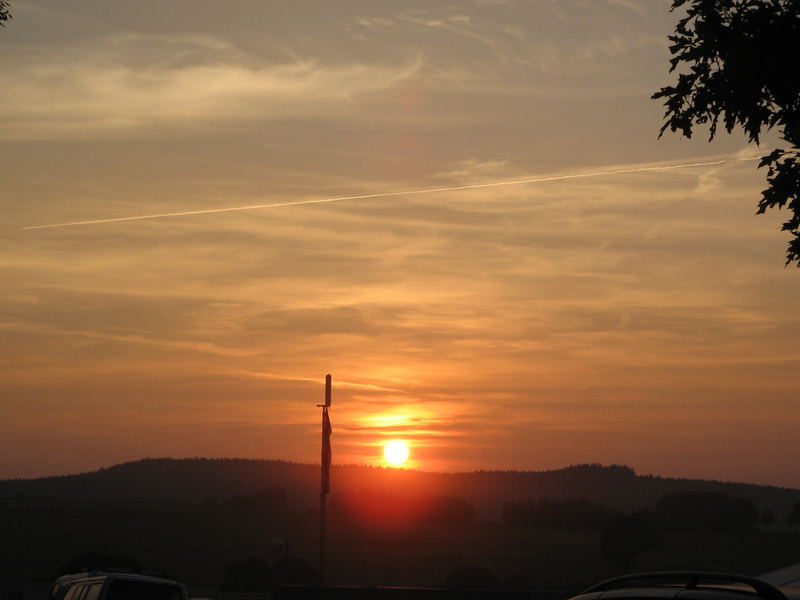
[321,409,332,495]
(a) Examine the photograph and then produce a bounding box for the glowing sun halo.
[384,440,409,465]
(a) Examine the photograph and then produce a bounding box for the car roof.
[572,572,799,600]
[55,572,183,587]
[761,565,800,588]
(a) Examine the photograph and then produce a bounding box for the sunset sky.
[2,1,799,486]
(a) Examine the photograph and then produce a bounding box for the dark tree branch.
[653,0,800,266]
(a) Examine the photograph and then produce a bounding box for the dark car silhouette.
[569,572,799,600]
[51,572,188,600]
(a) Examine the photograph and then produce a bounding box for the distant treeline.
[194,486,779,533]
[217,487,288,514]
[504,497,617,530]
[330,490,475,525]
[191,487,778,533]
[2,457,800,527]
[2,486,787,533]
[503,490,773,532]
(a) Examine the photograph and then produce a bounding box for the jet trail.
[21,157,754,231]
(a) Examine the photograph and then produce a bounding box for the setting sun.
[384,440,409,466]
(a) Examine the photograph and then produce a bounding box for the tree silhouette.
[223,487,288,514]
[759,507,775,529]
[655,490,757,531]
[503,496,620,530]
[330,491,475,526]
[0,2,10,27]
[601,512,662,571]
[787,499,800,532]
[272,555,316,586]
[219,557,273,592]
[653,0,800,265]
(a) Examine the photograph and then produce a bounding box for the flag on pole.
[321,409,332,494]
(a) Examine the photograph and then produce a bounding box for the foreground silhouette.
[2,459,800,594]
[654,0,800,265]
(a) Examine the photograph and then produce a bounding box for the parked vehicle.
[568,572,799,600]
[51,572,188,600]
[761,565,800,588]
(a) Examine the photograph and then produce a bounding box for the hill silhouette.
[2,458,799,523]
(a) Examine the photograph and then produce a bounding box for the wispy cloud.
[0,33,420,139]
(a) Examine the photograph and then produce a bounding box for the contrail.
[21,157,755,231]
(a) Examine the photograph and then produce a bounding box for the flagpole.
[318,374,332,583]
